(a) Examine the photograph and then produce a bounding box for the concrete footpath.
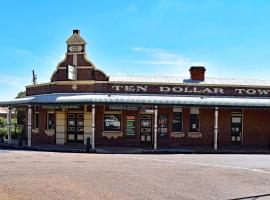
[1,142,270,154]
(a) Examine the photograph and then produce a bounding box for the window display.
[104,114,121,131]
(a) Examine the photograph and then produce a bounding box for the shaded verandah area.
[1,92,270,151]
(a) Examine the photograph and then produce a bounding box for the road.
[0,150,270,200]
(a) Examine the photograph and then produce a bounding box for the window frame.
[34,107,39,129]
[172,110,183,133]
[47,111,55,131]
[189,107,200,132]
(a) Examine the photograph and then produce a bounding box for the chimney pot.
[189,66,206,81]
[73,29,80,35]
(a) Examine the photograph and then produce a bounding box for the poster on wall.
[104,114,121,131]
[158,114,168,137]
[126,116,136,135]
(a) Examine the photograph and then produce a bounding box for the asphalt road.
[0,150,270,200]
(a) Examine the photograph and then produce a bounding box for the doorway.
[67,113,84,143]
[231,116,242,144]
[140,114,152,144]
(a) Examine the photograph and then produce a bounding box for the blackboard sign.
[126,116,136,135]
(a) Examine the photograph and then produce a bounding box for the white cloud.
[127,4,136,11]
[131,47,206,76]
[0,74,29,88]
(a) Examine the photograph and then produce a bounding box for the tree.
[16,91,26,99]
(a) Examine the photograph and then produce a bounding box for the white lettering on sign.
[111,85,270,96]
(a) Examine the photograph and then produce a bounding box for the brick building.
[1,30,270,150]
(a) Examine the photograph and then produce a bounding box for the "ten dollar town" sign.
[111,85,270,97]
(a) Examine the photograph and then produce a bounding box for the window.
[104,114,121,131]
[172,108,183,132]
[189,108,199,132]
[158,114,168,136]
[47,112,55,130]
[34,107,39,129]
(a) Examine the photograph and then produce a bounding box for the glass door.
[67,113,84,143]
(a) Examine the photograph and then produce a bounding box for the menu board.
[126,116,136,135]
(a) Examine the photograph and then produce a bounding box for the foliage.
[16,91,26,99]
[0,117,6,127]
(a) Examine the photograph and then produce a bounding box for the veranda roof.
[1,93,270,108]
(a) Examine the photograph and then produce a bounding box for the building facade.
[1,30,270,149]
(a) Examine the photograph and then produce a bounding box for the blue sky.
[1,0,270,100]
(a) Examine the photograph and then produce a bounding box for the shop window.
[47,112,55,130]
[104,114,121,131]
[34,107,39,129]
[172,108,183,132]
[158,114,168,136]
[189,108,199,132]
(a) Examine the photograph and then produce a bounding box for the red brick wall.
[217,108,231,146]
[243,109,270,147]
[31,107,56,144]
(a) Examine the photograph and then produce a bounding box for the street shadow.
[228,193,270,200]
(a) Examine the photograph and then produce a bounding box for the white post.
[214,107,218,150]
[27,105,32,147]
[7,106,12,144]
[92,104,95,150]
[154,105,158,150]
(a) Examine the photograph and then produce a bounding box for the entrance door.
[231,116,242,144]
[140,114,152,143]
[67,113,84,143]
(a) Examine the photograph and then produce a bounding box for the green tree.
[16,91,26,99]
[0,117,5,127]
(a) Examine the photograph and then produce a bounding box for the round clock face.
[69,45,83,52]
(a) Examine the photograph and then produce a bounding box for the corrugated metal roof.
[109,75,270,86]
[1,93,270,108]
[0,107,8,114]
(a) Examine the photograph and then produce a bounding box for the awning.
[1,93,270,108]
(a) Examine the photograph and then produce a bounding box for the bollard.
[18,135,22,147]
[86,137,91,152]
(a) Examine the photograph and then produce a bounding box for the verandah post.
[154,105,158,150]
[214,107,218,150]
[28,105,32,147]
[7,106,12,144]
[92,104,95,150]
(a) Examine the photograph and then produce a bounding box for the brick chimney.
[189,66,206,81]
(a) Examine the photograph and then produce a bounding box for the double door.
[67,113,84,143]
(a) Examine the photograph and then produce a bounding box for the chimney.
[73,29,80,35]
[189,66,206,81]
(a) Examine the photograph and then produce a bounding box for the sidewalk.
[1,142,270,154]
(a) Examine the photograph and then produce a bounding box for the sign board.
[68,65,76,80]
[126,116,136,135]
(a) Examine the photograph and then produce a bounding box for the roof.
[109,75,270,87]
[0,107,8,114]
[1,93,270,108]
